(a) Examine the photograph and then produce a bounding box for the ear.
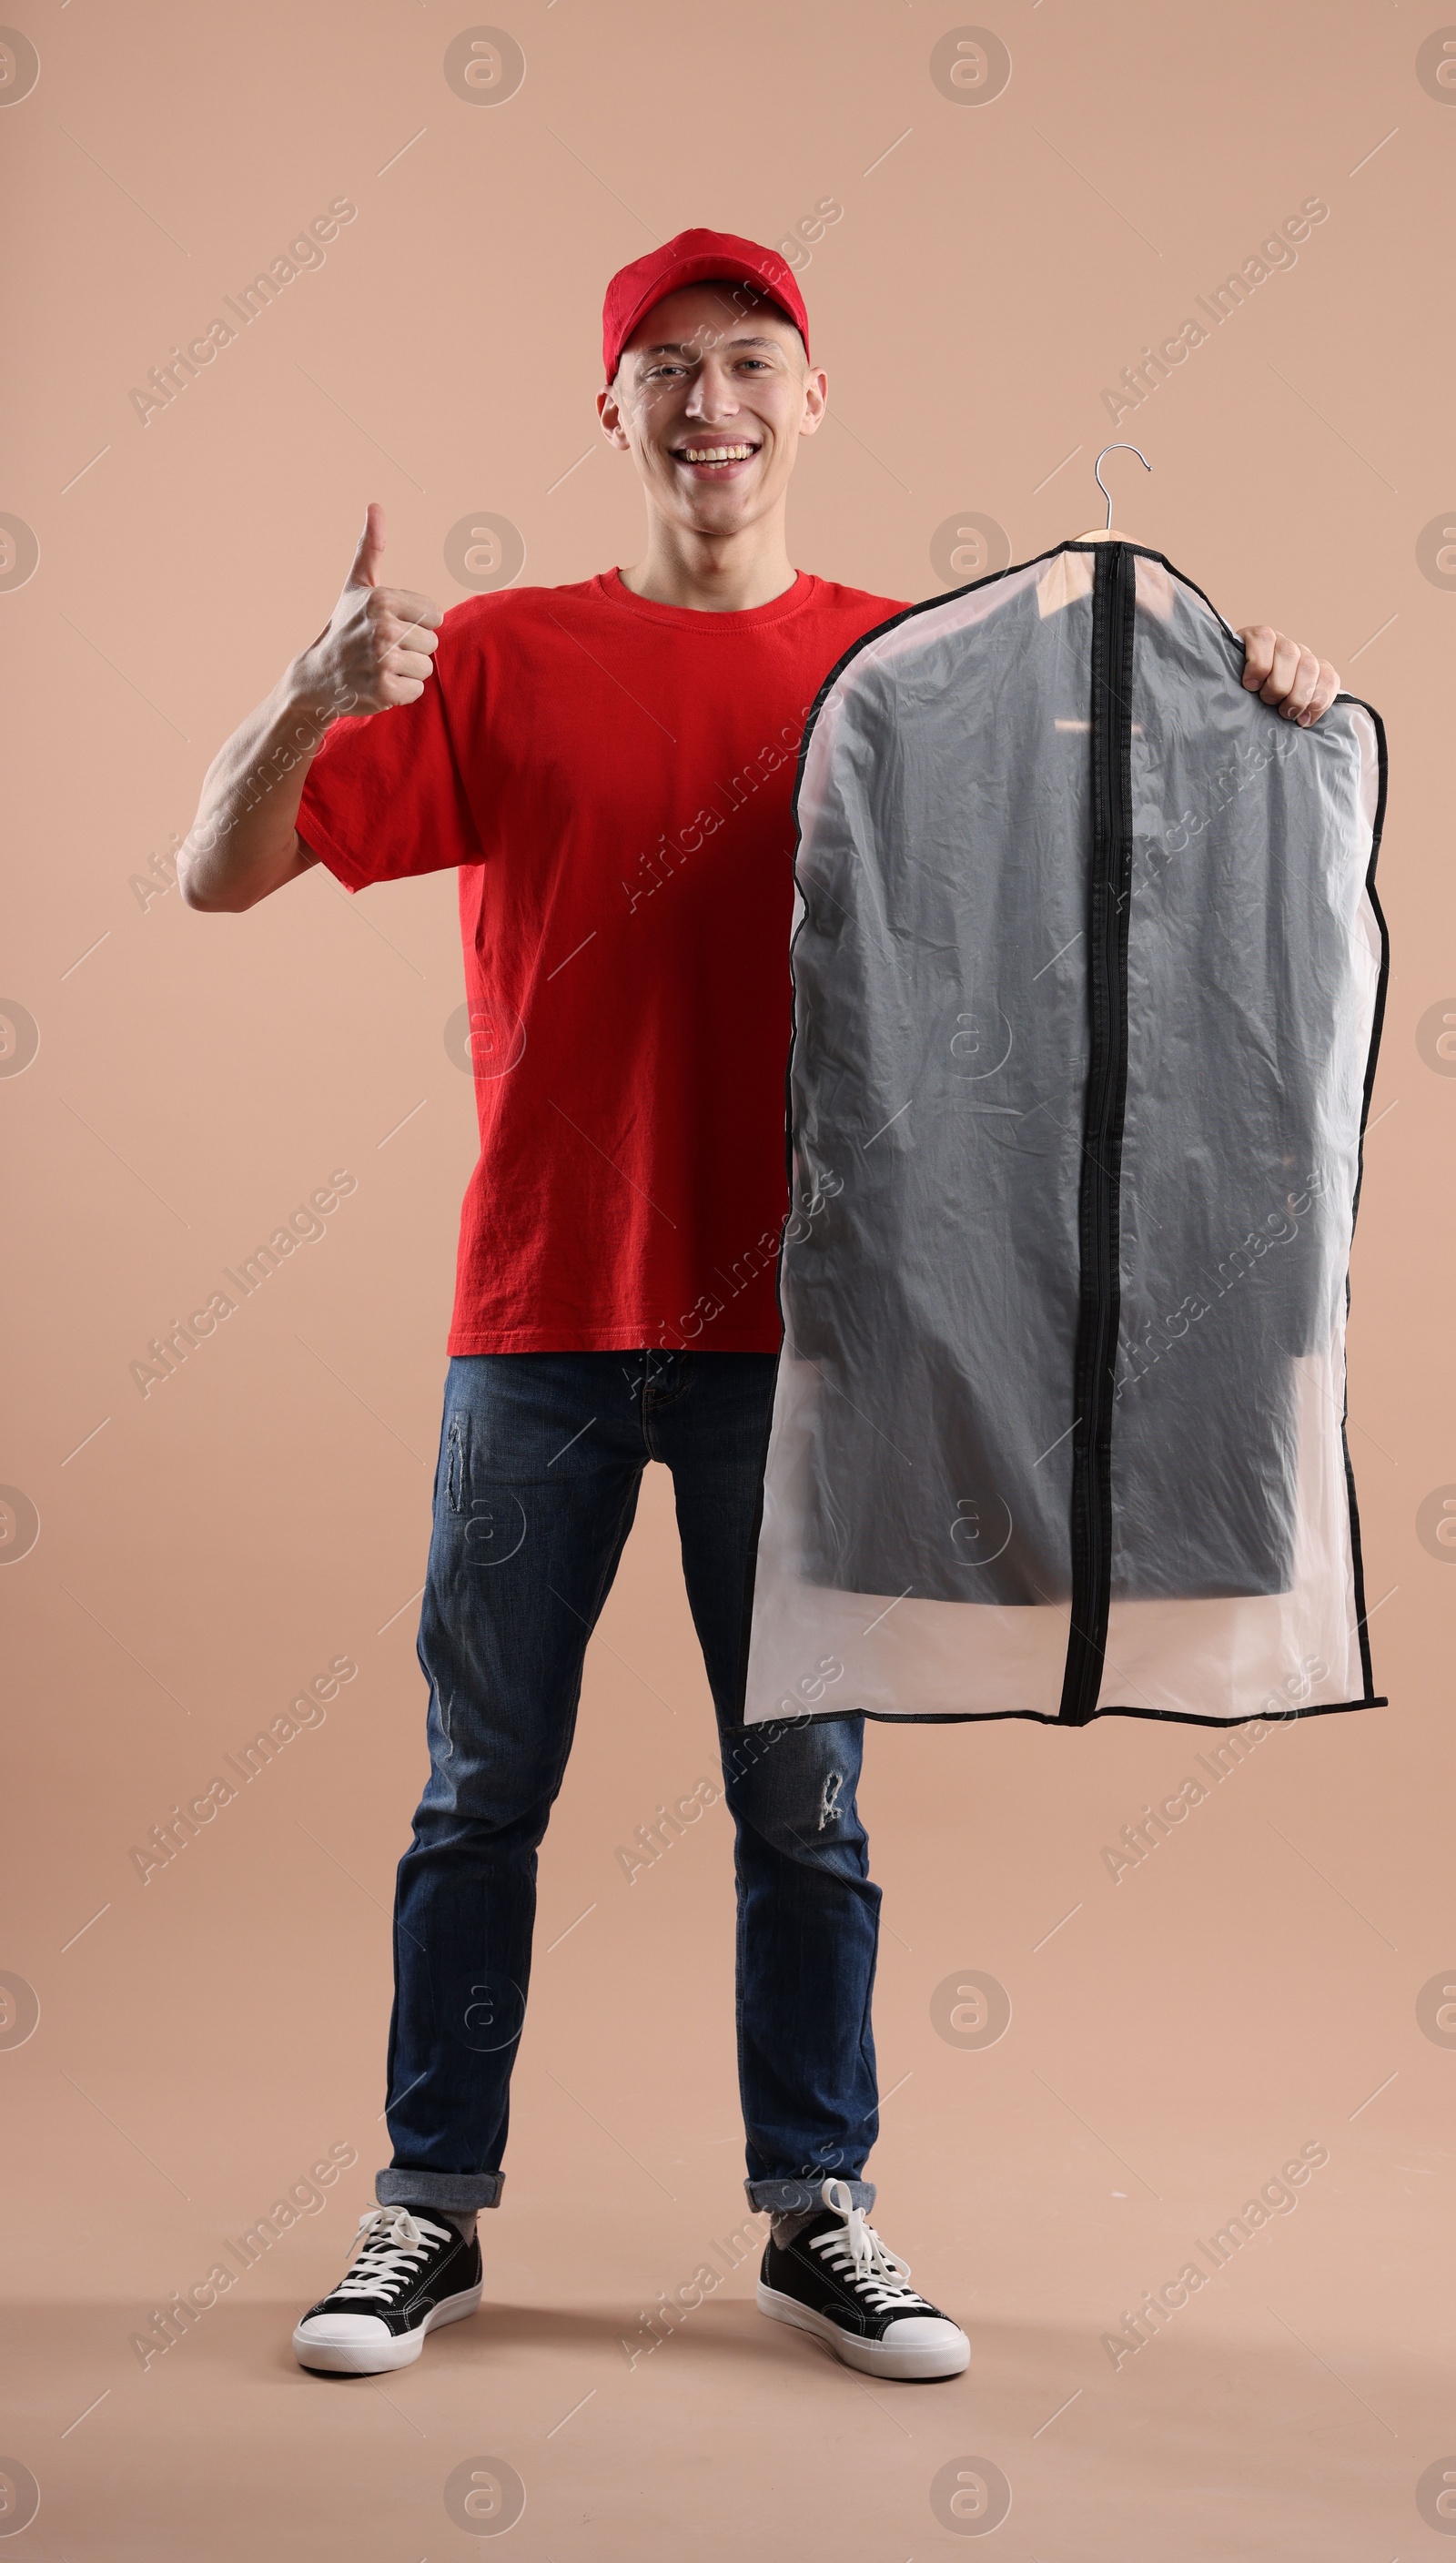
[596,382,632,451]
[799,366,829,438]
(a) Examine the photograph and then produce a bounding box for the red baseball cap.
[602,228,811,383]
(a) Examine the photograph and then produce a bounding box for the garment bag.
[738,542,1388,1729]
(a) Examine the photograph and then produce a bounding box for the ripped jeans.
[376,1350,881,2219]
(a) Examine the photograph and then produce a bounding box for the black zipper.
[1058,542,1136,1724]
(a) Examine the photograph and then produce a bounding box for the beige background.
[3,1,1453,2555]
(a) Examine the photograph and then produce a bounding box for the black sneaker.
[292,2204,483,2374]
[757,2177,969,2380]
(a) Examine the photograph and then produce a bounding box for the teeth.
[680,445,754,462]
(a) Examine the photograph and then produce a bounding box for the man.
[180,228,1340,2384]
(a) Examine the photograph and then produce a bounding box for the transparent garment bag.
[739,544,1388,1730]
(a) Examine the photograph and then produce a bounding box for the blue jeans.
[375,1351,881,2217]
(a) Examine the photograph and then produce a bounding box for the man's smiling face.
[598,283,826,537]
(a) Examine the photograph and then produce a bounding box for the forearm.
[179,649,349,912]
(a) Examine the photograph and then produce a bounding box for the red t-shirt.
[298,568,906,1353]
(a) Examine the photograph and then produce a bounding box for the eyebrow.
[636,334,787,358]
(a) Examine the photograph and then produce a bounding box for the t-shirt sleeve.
[297,634,483,892]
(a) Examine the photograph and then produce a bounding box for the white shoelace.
[807,2177,936,2315]
[332,2205,454,2303]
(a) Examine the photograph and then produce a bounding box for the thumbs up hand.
[301,501,442,719]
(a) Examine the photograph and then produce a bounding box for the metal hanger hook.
[1093,442,1152,532]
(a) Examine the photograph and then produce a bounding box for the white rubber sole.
[756,2282,970,2380]
[293,2283,484,2375]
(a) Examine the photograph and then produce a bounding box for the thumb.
[345,501,385,591]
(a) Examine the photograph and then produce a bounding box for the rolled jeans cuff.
[377,2166,505,2212]
[745,2175,875,2214]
